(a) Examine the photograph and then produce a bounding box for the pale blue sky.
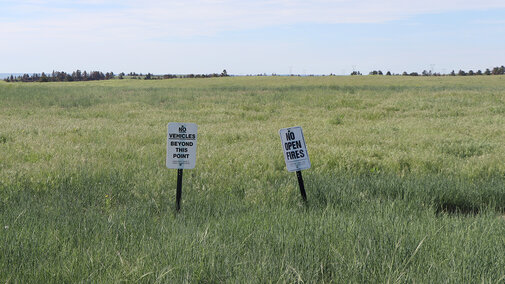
[1,0,504,75]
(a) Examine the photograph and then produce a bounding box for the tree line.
[4,70,115,82]
[3,70,230,82]
[352,66,505,76]
[4,66,504,82]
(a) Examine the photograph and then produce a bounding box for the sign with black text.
[166,122,197,169]
[279,126,310,172]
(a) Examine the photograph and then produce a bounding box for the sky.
[1,0,505,75]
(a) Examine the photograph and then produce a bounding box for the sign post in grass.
[279,126,311,202]
[166,122,197,211]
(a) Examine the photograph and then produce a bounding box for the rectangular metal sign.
[166,122,197,169]
[279,126,310,172]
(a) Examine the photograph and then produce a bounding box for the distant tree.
[484,68,491,75]
[39,72,49,82]
[409,72,419,76]
[221,69,229,77]
[73,70,82,81]
[476,70,482,75]
[468,70,474,76]
[386,71,391,76]
[450,70,456,76]
[458,70,466,76]
[402,71,408,76]
[104,72,114,80]
[163,74,177,79]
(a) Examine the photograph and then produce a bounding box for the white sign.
[279,126,311,172]
[166,122,197,169]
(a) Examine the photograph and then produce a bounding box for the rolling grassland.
[1,76,505,282]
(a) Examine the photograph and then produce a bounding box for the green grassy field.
[1,76,505,282]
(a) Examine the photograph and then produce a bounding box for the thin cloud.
[2,0,505,39]
[472,19,505,25]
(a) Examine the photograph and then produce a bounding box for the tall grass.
[1,76,505,282]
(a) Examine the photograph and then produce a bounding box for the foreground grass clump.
[1,76,505,282]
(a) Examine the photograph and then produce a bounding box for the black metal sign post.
[296,170,307,202]
[176,169,183,212]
